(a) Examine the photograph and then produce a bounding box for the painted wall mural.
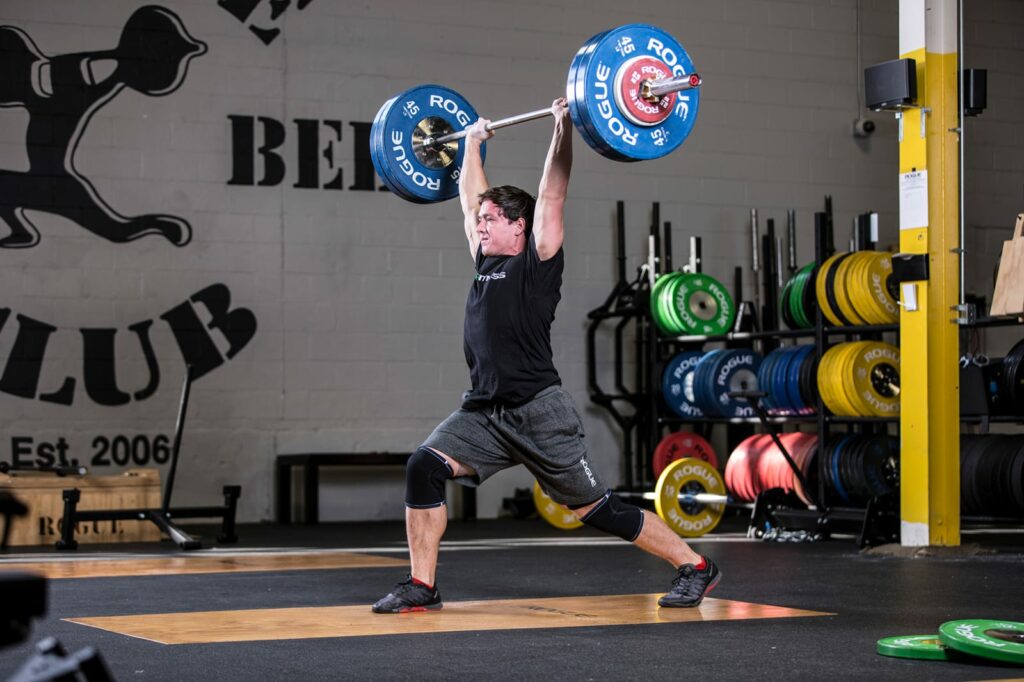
[0,6,257,410]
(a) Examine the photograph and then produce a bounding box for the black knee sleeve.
[405,447,453,509]
[578,492,644,542]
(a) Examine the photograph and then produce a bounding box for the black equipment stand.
[56,367,241,550]
[5,637,114,682]
[1,491,28,551]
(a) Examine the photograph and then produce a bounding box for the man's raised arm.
[533,98,573,261]
[459,119,493,259]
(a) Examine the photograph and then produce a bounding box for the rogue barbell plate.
[669,273,736,336]
[834,253,868,326]
[779,274,797,330]
[652,271,675,334]
[786,345,813,413]
[691,348,725,416]
[726,434,772,502]
[649,272,673,334]
[848,436,870,500]
[793,263,816,328]
[991,437,1017,516]
[779,346,801,414]
[836,342,864,416]
[814,254,842,327]
[959,435,982,514]
[570,27,663,161]
[847,252,883,324]
[759,349,783,413]
[653,272,688,335]
[372,95,435,204]
[570,31,632,161]
[860,252,899,324]
[770,346,792,414]
[817,345,845,415]
[798,345,818,411]
[569,24,699,161]
[614,55,679,127]
[662,351,706,419]
[839,434,861,502]
[371,84,484,203]
[938,619,1024,664]
[877,635,955,661]
[801,263,819,327]
[725,435,753,502]
[845,252,876,324]
[655,457,725,537]
[861,435,899,497]
[822,252,857,326]
[371,96,417,202]
[848,341,900,417]
[652,430,718,477]
[828,435,854,504]
[532,480,583,530]
[566,31,626,161]
[373,96,430,203]
[786,432,818,505]
[700,348,761,418]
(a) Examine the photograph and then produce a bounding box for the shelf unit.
[586,200,1024,545]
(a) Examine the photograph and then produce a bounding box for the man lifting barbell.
[371,97,720,614]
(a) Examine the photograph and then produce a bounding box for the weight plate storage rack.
[585,197,1024,544]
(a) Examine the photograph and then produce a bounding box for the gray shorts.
[422,385,605,507]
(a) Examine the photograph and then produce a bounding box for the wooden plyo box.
[0,468,162,546]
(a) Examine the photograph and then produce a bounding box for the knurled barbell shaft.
[419,72,702,148]
[420,108,552,148]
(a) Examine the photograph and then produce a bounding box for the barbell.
[371,23,702,203]
[533,457,728,537]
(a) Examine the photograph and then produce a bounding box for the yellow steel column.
[898,0,960,546]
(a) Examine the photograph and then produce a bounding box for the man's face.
[476,200,524,256]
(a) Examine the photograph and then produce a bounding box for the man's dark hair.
[479,185,536,234]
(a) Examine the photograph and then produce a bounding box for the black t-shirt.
[462,234,563,408]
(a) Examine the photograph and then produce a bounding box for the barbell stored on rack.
[533,458,728,537]
[371,23,702,202]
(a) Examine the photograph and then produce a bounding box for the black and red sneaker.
[371,576,442,613]
[658,557,721,608]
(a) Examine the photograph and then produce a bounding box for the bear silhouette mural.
[0,5,206,248]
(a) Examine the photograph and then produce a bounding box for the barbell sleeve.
[641,72,703,100]
[419,72,702,149]
[640,491,729,505]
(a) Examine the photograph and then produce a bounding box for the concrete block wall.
[0,0,1020,525]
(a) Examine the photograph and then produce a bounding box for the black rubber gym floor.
[2,519,1023,681]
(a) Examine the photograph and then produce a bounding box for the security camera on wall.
[852,117,876,138]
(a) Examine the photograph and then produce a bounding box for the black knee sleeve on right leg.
[579,492,645,542]
[405,447,453,509]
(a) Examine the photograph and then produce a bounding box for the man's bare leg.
[632,510,702,567]
[406,505,447,586]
